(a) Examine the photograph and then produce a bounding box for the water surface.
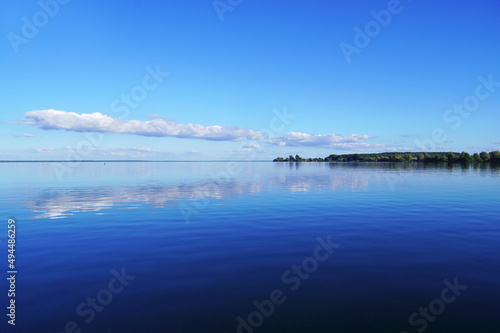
[0,162,499,332]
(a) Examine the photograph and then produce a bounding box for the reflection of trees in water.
[471,162,500,177]
[325,161,500,174]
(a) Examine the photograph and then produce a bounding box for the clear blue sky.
[1,0,499,160]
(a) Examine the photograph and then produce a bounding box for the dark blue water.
[0,162,499,332]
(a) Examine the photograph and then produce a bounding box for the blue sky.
[1,0,499,160]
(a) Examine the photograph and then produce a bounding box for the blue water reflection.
[0,162,499,332]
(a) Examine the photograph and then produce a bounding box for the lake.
[0,161,499,332]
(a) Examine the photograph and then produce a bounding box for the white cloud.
[23,109,263,142]
[22,109,380,150]
[491,141,500,144]
[90,147,157,158]
[387,146,452,152]
[13,133,34,137]
[269,132,382,149]
[34,147,54,153]
[411,146,450,151]
[241,143,262,152]
[243,143,260,149]
[119,147,157,153]
[147,114,176,121]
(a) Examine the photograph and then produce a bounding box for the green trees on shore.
[273,151,500,163]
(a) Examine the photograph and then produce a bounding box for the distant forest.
[273,151,500,163]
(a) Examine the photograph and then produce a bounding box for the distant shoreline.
[274,151,500,163]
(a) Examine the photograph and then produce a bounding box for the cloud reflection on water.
[25,162,499,219]
[27,167,373,219]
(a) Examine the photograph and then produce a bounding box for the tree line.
[273,151,500,163]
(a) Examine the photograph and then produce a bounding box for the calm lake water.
[1,161,499,333]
